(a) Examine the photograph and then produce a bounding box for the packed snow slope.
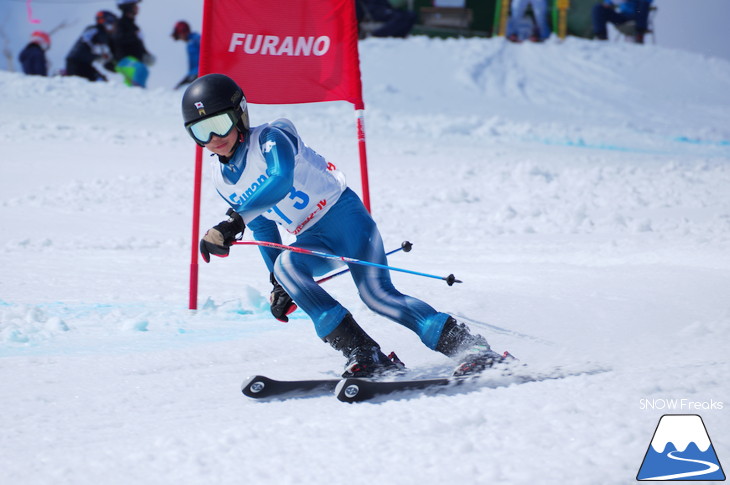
[1,37,729,485]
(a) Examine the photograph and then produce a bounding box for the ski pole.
[315,240,412,284]
[232,240,461,286]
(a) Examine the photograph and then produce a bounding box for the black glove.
[199,208,245,263]
[102,60,116,72]
[269,273,297,322]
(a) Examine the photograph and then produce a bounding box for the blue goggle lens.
[188,112,235,144]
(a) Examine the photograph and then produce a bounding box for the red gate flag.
[189,0,370,309]
[199,0,364,108]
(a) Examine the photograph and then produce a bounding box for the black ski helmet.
[117,0,141,16]
[181,73,250,146]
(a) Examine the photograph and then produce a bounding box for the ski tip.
[335,378,365,403]
[241,375,274,398]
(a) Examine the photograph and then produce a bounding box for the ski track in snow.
[1,28,730,485]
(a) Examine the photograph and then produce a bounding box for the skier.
[112,0,154,87]
[65,10,118,82]
[170,21,200,89]
[18,31,50,76]
[182,74,504,378]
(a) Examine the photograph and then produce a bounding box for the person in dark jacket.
[592,0,653,43]
[112,0,154,87]
[356,0,416,38]
[65,11,118,82]
[18,31,50,76]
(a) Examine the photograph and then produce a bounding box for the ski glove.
[269,273,297,322]
[199,208,245,263]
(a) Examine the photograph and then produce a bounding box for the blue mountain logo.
[637,414,725,481]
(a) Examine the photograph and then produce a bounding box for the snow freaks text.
[639,398,724,411]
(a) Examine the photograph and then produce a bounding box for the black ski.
[243,364,610,402]
[335,376,458,403]
[335,364,611,403]
[241,375,340,400]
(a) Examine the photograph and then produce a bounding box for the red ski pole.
[231,240,461,285]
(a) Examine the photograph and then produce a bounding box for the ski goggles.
[186,111,236,145]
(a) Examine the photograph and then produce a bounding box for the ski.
[242,364,610,402]
[334,350,521,403]
[335,363,611,403]
[241,375,340,400]
[335,376,457,403]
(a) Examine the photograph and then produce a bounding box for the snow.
[2,32,730,485]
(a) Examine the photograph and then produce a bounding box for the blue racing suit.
[185,32,200,80]
[211,119,450,348]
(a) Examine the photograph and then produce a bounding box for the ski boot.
[323,314,405,378]
[436,317,506,377]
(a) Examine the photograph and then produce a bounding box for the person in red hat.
[171,21,200,89]
[19,31,50,76]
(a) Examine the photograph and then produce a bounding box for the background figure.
[65,11,118,82]
[18,31,50,76]
[171,21,200,89]
[356,0,416,38]
[593,0,653,43]
[112,0,154,87]
[507,0,551,42]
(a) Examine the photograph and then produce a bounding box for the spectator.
[171,21,200,89]
[356,0,416,38]
[18,31,50,76]
[506,0,551,43]
[65,11,118,82]
[112,0,154,87]
[592,0,653,44]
